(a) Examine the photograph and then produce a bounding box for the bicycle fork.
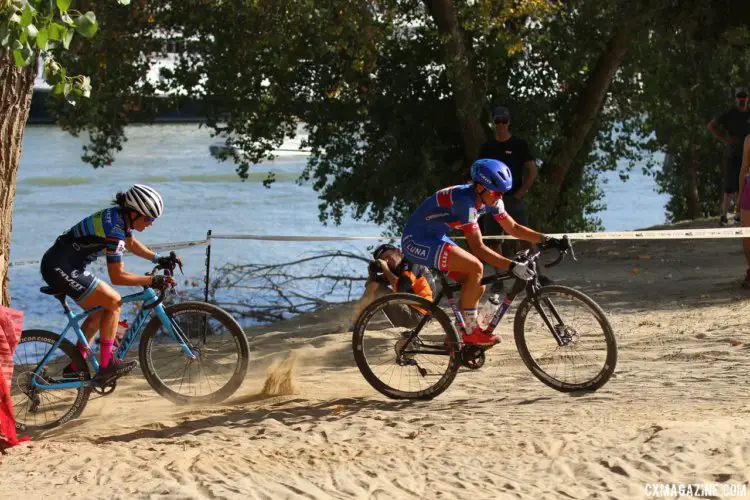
[154,306,198,360]
[529,294,573,347]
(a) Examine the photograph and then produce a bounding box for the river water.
[9,124,668,330]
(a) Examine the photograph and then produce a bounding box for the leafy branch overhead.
[0,0,130,103]
[6,0,750,232]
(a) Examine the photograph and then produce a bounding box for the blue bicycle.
[11,255,250,431]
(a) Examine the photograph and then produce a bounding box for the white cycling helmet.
[124,184,163,219]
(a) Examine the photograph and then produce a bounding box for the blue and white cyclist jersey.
[403,184,508,236]
[63,207,132,265]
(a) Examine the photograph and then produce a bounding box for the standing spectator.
[708,86,750,225]
[478,106,542,289]
[738,135,750,288]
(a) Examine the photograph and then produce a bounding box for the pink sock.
[100,340,115,369]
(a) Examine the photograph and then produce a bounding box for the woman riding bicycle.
[39,184,179,383]
[401,159,569,346]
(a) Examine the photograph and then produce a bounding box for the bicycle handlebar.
[541,235,576,268]
[143,251,183,310]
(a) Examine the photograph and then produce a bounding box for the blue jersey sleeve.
[451,191,481,233]
[103,208,129,263]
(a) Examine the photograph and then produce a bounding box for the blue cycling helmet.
[470,158,513,193]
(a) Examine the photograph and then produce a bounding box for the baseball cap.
[373,243,399,260]
[735,86,748,97]
[492,106,511,120]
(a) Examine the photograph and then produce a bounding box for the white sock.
[464,308,478,331]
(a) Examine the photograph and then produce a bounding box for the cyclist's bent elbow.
[106,262,130,286]
[498,216,521,236]
[464,231,486,256]
[107,274,128,287]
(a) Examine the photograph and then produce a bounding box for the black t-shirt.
[478,136,534,194]
[716,107,750,157]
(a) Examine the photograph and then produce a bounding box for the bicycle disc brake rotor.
[555,325,579,346]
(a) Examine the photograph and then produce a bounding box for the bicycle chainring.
[461,345,486,370]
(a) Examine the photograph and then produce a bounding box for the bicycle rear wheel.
[11,330,92,431]
[139,302,249,404]
[352,293,461,400]
[514,285,617,392]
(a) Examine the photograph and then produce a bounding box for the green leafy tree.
[626,9,750,222]
[151,0,652,233]
[0,0,132,304]
[39,0,690,240]
[6,0,748,308]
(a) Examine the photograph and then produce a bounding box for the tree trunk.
[0,54,37,306]
[684,146,701,219]
[537,25,635,230]
[424,0,487,168]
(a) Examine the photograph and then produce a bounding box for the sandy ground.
[2,218,750,499]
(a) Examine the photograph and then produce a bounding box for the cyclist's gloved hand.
[152,274,176,290]
[509,260,535,281]
[543,235,570,251]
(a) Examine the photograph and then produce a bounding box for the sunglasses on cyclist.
[494,118,510,125]
[134,214,157,223]
[737,93,748,99]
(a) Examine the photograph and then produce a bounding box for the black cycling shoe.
[95,359,138,384]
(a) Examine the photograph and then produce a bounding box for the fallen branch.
[206,250,371,323]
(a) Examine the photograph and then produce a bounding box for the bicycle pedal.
[93,380,117,396]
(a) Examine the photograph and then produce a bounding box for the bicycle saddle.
[40,286,64,296]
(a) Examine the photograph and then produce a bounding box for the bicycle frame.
[436,272,523,336]
[401,249,569,351]
[30,287,197,391]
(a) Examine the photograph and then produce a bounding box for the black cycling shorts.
[40,242,100,303]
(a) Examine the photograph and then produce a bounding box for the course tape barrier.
[10,227,750,268]
[211,234,389,242]
[150,239,210,252]
[516,227,750,241]
[211,227,750,242]
[8,239,210,268]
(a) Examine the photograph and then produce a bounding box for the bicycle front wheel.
[11,330,92,431]
[139,302,249,404]
[514,285,617,392]
[352,293,461,400]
